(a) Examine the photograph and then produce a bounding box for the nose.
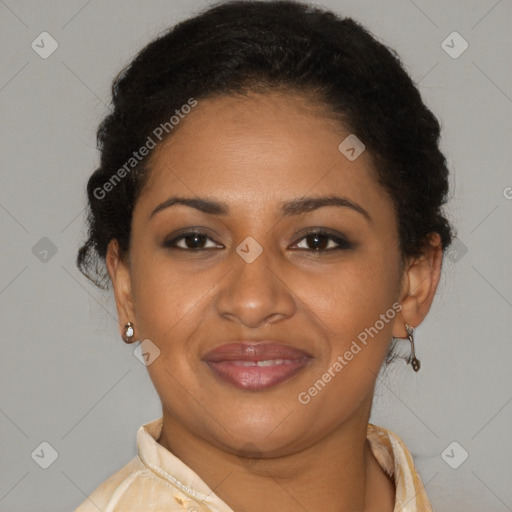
[214,241,296,329]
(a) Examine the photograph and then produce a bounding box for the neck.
[158,406,395,512]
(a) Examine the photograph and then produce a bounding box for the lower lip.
[205,358,311,390]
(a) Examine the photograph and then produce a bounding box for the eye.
[163,229,353,252]
[163,230,223,251]
[291,230,353,252]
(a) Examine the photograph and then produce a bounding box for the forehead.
[138,90,384,216]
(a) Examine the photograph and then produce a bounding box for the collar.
[366,423,433,511]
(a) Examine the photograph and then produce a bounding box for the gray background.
[0,0,511,511]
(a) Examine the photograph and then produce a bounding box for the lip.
[203,342,313,390]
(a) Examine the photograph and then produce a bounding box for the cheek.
[294,259,400,421]
[302,251,400,335]
[129,255,210,397]
[128,239,169,323]
[302,255,401,401]
[130,255,203,338]
[129,247,232,362]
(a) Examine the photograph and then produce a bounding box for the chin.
[209,405,311,455]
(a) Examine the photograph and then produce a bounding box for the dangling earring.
[405,323,421,372]
[123,322,135,344]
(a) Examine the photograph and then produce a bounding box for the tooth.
[256,359,285,367]
[231,359,296,367]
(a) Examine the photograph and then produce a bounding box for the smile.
[203,342,313,390]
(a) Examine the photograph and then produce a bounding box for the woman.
[75,1,453,510]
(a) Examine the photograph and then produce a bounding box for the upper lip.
[203,342,313,362]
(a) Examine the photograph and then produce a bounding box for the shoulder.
[74,456,148,511]
[73,455,198,512]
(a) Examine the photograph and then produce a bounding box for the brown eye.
[163,231,222,250]
[292,230,353,251]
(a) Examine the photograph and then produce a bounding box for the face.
[112,90,412,456]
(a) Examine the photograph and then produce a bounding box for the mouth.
[203,342,313,391]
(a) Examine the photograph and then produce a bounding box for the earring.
[405,323,421,372]
[123,322,135,344]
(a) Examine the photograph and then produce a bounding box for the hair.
[77,0,454,301]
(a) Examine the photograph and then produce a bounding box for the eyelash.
[163,229,353,252]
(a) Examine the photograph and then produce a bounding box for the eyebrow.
[149,195,371,221]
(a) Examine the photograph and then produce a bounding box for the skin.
[106,90,443,511]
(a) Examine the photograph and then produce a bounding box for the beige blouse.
[75,417,432,511]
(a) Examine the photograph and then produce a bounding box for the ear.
[392,232,443,338]
[106,239,137,340]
